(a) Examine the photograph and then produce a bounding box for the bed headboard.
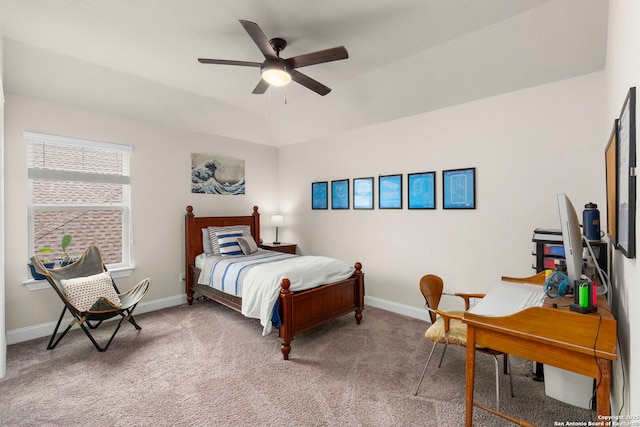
[184,205,260,295]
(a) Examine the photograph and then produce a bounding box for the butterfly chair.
[31,245,151,352]
[413,274,513,411]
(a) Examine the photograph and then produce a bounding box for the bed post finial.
[252,206,260,245]
[186,205,194,217]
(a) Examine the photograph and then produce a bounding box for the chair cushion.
[237,235,259,255]
[60,271,121,312]
[425,311,467,346]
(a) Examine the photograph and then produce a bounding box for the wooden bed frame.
[184,205,365,360]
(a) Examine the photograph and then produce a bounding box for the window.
[26,132,132,275]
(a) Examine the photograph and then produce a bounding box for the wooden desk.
[462,274,617,426]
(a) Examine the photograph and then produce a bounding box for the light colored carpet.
[0,300,595,426]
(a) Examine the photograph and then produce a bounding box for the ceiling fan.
[198,20,349,96]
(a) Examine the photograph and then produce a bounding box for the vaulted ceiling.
[1,0,608,146]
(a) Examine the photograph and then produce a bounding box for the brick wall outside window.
[27,133,130,267]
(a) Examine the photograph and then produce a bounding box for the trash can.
[543,365,595,410]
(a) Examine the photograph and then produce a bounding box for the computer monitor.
[557,193,584,284]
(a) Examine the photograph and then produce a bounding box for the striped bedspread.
[197,249,355,335]
[197,250,295,296]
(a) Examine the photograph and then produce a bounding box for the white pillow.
[216,231,244,256]
[60,271,121,312]
[237,235,259,255]
[202,228,213,254]
[207,225,251,255]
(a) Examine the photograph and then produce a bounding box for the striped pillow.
[216,231,244,256]
[60,271,121,312]
[207,225,251,255]
[202,228,213,254]
[237,236,259,255]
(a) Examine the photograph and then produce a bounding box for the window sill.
[22,265,135,291]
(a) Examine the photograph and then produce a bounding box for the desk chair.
[413,274,513,410]
[31,245,151,352]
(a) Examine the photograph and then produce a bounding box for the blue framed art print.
[443,168,476,209]
[408,172,435,209]
[353,177,374,209]
[379,174,402,209]
[331,179,350,209]
[312,181,328,210]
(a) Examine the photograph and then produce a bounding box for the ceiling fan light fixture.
[261,61,292,86]
[198,20,348,95]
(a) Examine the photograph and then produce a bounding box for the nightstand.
[260,243,297,254]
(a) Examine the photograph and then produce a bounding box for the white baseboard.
[364,295,430,322]
[7,294,423,345]
[6,294,187,345]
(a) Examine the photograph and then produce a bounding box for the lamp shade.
[271,215,284,227]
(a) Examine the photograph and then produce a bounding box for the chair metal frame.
[413,274,513,410]
[31,245,151,352]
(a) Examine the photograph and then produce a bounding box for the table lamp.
[271,215,283,244]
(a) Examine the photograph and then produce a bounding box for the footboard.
[278,262,364,360]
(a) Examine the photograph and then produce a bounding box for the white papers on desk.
[468,281,546,317]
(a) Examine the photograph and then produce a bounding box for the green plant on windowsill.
[38,233,74,262]
[29,233,75,280]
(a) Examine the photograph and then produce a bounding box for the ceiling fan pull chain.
[284,65,288,105]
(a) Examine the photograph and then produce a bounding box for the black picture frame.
[408,171,436,209]
[617,87,636,258]
[353,177,374,210]
[311,181,328,210]
[443,167,476,209]
[605,119,618,244]
[331,179,350,209]
[379,174,402,209]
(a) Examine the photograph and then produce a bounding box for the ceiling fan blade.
[290,70,331,96]
[252,79,270,94]
[198,58,262,67]
[239,20,278,60]
[286,46,349,68]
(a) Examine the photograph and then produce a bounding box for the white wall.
[279,72,607,312]
[1,30,7,378]
[2,72,610,330]
[604,0,640,416]
[2,94,280,332]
